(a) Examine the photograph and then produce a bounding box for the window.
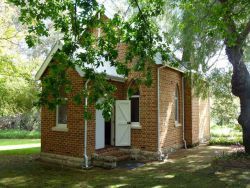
[130,90,140,128]
[131,91,140,122]
[175,85,179,125]
[53,100,68,131]
[57,103,67,126]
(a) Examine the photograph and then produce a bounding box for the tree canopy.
[0,0,39,116]
[6,0,250,150]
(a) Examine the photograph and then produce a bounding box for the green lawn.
[0,147,40,155]
[210,125,242,145]
[0,145,250,187]
[0,139,40,146]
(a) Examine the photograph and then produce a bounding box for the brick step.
[92,148,131,169]
[101,149,127,157]
[95,147,119,154]
[116,154,130,161]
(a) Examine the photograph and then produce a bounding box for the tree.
[174,0,250,152]
[0,55,38,116]
[0,0,39,116]
[209,68,239,126]
[7,0,250,152]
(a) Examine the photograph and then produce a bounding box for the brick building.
[35,41,210,168]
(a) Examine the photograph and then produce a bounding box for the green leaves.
[10,0,247,122]
[209,68,239,126]
[6,0,172,119]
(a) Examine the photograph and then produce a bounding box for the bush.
[0,129,40,139]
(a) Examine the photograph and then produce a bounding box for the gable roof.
[35,41,63,81]
[35,41,125,82]
[35,40,185,82]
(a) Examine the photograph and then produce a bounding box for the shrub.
[0,108,40,131]
[0,129,40,139]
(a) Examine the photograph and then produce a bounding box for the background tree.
[0,0,40,116]
[209,68,239,126]
[174,0,250,152]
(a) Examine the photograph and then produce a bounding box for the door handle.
[127,122,131,125]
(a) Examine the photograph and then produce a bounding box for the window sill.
[52,126,68,132]
[131,123,141,129]
[175,122,182,127]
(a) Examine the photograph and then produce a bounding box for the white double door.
[95,100,131,149]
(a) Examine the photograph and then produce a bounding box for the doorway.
[105,121,111,146]
[95,108,115,150]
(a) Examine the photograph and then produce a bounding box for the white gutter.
[182,77,187,149]
[83,79,90,168]
[157,65,167,160]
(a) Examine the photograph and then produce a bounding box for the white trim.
[35,41,125,83]
[154,52,185,73]
[111,107,115,146]
[52,126,68,132]
[174,85,180,125]
[161,64,185,74]
[130,95,140,98]
[35,41,64,80]
[75,66,125,83]
[130,94,140,125]
[131,122,141,129]
[175,121,182,127]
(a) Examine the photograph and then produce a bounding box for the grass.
[209,124,243,145]
[0,129,40,139]
[0,147,40,155]
[0,145,250,187]
[0,139,40,146]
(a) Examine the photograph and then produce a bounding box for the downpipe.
[83,79,90,169]
[182,77,187,149]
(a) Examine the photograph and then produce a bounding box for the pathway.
[0,143,41,151]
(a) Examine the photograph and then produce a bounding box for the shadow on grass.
[0,146,250,187]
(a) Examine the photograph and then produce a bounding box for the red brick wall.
[184,81,210,146]
[41,61,210,158]
[41,67,126,158]
[159,67,184,150]
[117,43,158,152]
[184,81,193,146]
[191,96,210,144]
[41,68,85,157]
[126,66,158,152]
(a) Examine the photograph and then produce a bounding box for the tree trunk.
[226,46,250,153]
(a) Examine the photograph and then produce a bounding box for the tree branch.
[134,0,153,43]
[237,19,250,45]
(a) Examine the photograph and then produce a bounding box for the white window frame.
[52,99,68,132]
[130,94,141,129]
[175,86,181,127]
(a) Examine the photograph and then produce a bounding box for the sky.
[97,0,233,71]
